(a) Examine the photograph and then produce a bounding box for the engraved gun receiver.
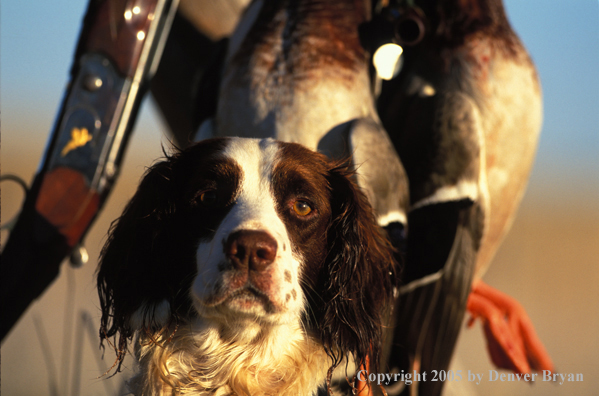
[1,0,179,341]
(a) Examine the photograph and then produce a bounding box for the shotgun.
[1,0,179,341]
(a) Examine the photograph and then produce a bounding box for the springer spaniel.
[97,137,397,395]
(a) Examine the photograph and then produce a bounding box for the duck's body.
[378,0,552,394]
[382,5,542,277]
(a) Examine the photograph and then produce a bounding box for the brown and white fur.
[98,1,408,394]
[97,138,397,395]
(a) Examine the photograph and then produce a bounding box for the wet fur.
[97,138,397,394]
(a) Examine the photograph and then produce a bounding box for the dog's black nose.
[225,230,277,272]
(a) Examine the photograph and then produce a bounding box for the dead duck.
[375,0,554,394]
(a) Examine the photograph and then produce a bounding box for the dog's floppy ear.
[96,155,193,367]
[319,163,398,375]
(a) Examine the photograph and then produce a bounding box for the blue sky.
[2,0,598,196]
[503,1,599,191]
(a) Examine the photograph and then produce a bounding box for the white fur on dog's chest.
[134,320,329,396]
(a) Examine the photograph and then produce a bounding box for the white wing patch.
[411,181,479,210]
[377,211,407,227]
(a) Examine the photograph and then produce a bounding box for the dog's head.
[97,137,396,375]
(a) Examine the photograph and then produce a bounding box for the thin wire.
[61,265,77,396]
[33,314,60,396]
[0,174,29,192]
[70,311,86,396]
[0,174,29,231]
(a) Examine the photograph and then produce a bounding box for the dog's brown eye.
[293,200,312,216]
[200,191,217,206]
